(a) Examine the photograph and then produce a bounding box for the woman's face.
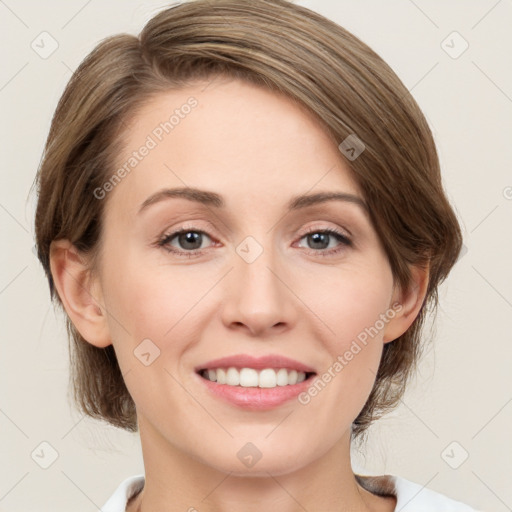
[93,77,407,475]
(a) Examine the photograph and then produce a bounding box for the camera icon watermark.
[236,236,263,264]
[31,441,59,469]
[237,442,262,468]
[503,186,512,200]
[441,441,469,469]
[338,134,365,161]
[31,31,59,59]
[134,338,161,366]
[441,31,469,59]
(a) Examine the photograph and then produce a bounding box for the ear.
[382,262,430,344]
[49,239,111,348]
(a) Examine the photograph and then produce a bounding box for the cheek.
[298,260,394,417]
[100,248,216,364]
[99,253,213,416]
[311,261,394,349]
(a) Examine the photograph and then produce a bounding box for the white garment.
[101,473,481,511]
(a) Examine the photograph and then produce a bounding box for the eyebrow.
[138,187,367,214]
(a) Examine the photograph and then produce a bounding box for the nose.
[220,242,296,337]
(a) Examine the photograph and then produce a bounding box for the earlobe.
[49,239,111,348]
[382,263,430,344]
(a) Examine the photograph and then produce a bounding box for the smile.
[198,367,316,388]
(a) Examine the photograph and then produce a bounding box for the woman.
[34,0,479,510]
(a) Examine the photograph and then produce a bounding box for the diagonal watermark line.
[163,368,234,438]
[266,266,335,335]
[396,472,439,511]
[408,62,439,93]
[0,472,29,502]
[471,0,504,30]
[61,471,101,510]
[265,410,294,438]
[0,408,29,438]
[0,0,29,28]
[61,415,85,440]
[61,60,76,76]
[472,61,512,104]
[472,397,512,439]
[0,266,28,295]
[399,398,439,438]
[266,472,310,512]
[470,204,499,233]
[406,0,439,28]
[0,203,29,233]
[61,0,93,29]
[471,265,512,308]
[0,62,29,92]
[471,471,511,511]
[164,267,234,336]
[200,471,233,502]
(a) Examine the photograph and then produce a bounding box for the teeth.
[216,368,226,384]
[201,367,309,388]
[240,368,258,387]
[259,368,276,388]
[226,367,240,386]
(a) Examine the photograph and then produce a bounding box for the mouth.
[196,367,317,389]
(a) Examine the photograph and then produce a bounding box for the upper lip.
[195,354,316,373]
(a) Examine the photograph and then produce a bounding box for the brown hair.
[33,0,462,439]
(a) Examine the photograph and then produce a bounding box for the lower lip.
[196,372,316,410]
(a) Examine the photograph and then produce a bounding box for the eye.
[157,228,215,257]
[296,227,352,256]
[155,225,352,259]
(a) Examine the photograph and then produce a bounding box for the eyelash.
[156,225,352,259]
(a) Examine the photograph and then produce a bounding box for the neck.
[127,416,395,512]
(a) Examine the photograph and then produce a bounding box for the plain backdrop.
[1,0,511,510]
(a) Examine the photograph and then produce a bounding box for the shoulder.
[357,473,482,511]
[393,474,482,511]
[101,474,145,512]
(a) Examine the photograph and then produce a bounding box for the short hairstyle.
[34,0,462,439]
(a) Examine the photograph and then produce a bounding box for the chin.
[199,440,314,477]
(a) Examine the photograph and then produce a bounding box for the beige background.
[1,0,511,510]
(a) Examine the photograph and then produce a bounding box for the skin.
[50,76,428,512]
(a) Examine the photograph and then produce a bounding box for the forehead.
[106,77,361,218]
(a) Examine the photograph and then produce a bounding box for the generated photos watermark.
[93,96,198,200]
[298,302,403,405]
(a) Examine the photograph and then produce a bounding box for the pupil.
[180,232,201,250]
[309,233,328,249]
